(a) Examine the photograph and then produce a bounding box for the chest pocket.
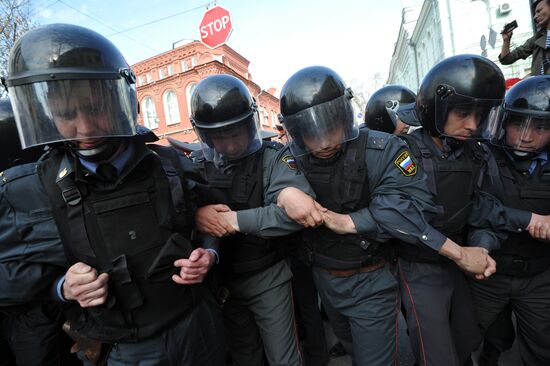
[92,192,163,258]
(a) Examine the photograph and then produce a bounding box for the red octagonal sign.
[199,5,233,49]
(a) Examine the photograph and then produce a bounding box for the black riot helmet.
[364,84,417,133]
[415,54,505,139]
[279,66,358,157]
[0,99,43,171]
[3,23,138,162]
[190,74,262,162]
[488,76,550,157]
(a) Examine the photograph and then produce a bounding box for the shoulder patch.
[0,163,38,185]
[366,130,389,150]
[264,141,284,150]
[394,150,417,176]
[281,155,298,170]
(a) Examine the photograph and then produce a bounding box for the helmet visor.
[9,79,137,148]
[488,108,550,153]
[282,94,359,157]
[195,112,262,163]
[434,86,502,140]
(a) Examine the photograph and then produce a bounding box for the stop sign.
[199,5,233,49]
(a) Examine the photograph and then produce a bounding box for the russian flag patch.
[281,155,298,170]
[394,151,417,176]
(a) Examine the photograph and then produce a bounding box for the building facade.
[388,0,535,91]
[132,41,281,145]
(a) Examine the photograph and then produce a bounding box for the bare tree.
[349,72,390,121]
[349,79,371,117]
[1,0,35,97]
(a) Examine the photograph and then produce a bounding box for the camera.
[501,20,518,34]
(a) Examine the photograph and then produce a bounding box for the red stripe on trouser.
[394,280,400,366]
[398,260,427,366]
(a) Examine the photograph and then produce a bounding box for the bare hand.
[62,262,109,308]
[472,255,497,280]
[456,247,496,278]
[277,187,325,227]
[322,210,357,234]
[528,213,550,240]
[196,204,236,237]
[172,248,215,285]
[501,30,513,41]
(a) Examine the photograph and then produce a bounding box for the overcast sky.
[33,0,418,94]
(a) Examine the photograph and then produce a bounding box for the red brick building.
[132,41,281,145]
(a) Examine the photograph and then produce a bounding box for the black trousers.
[90,295,225,366]
[1,301,77,366]
[482,303,515,353]
[290,257,329,366]
[397,259,481,366]
[469,268,550,366]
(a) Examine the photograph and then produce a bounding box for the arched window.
[142,96,158,129]
[163,90,180,125]
[186,83,197,116]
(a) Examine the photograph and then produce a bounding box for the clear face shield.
[281,89,359,157]
[434,85,502,140]
[195,112,262,164]
[488,108,550,155]
[9,78,137,149]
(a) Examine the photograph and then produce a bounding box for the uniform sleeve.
[0,170,67,306]
[499,36,536,65]
[466,166,532,251]
[356,136,447,250]
[237,147,314,238]
[468,203,531,252]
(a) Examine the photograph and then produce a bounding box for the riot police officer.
[191,74,311,366]
[276,66,495,366]
[364,84,418,134]
[0,23,224,365]
[469,75,550,366]
[393,54,533,366]
[0,98,77,366]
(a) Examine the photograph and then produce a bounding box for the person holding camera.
[499,0,550,75]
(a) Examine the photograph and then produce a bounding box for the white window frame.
[142,97,158,129]
[186,83,197,115]
[163,90,181,125]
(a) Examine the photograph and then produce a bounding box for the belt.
[323,259,385,277]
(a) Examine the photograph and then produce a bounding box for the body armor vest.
[488,147,550,276]
[398,135,485,262]
[198,142,286,276]
[296,129,386,270]
[39,144,199,343]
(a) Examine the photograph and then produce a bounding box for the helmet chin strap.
[73,138,123,163]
